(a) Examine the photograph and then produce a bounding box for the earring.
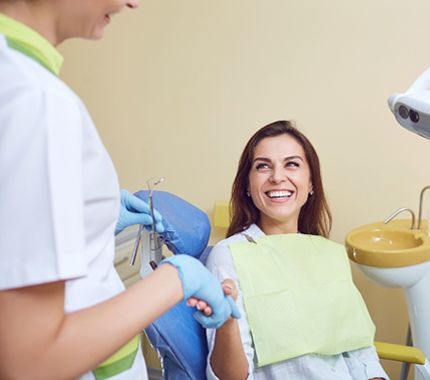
[309,191,314,196]
[246,191,251,197]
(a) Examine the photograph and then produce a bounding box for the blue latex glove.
[193,296,239,329]
[115,189,164,235]
[161,255,241,329]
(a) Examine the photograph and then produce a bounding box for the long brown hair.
[227,120,332,238]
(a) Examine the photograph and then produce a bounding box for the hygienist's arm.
[0,264,182,380]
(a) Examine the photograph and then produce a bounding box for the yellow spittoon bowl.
[345,219,430,268]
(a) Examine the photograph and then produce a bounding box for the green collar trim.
[0,13,63,76]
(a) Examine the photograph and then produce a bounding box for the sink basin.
[345,219,430,268]
[346,219,430,370]
[350,229,423,250]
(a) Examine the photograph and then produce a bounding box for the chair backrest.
[144,247,212,380]
[145,300,208,380]
[135,190,213,380]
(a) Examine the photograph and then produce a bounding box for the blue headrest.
[134,190,211,259]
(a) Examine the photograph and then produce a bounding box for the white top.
[0,35,147,379]
[206,224,389,380]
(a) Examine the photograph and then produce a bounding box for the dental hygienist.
[0,1,238,379]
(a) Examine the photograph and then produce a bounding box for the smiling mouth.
[265,190,293,199]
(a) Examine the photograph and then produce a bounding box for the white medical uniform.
[0,16,147,380]
[206,224,390,380]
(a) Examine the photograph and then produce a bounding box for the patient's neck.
[258,218,298,235]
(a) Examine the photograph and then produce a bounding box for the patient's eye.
[286,160,300,168]
[255,162,270,170]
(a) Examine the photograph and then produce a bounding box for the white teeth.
[267,190,292,198]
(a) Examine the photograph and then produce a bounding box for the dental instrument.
[133,190,211,258]
[129,225,144,266]
[129,177,165,267]
[148,177,165,269]
[388,67,430,139]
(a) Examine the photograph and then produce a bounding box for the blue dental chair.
[134,191,211,380]
[144,299,208,380]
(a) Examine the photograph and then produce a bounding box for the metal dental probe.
[129,177,165,266]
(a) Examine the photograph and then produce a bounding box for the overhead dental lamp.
[388,67,430,139]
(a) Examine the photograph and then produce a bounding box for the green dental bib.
[230,234,375,367]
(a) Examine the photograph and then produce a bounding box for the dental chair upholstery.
[135,191,210,380]
[134,190,210,258]
[144,299,208,380]
[144,249,211,380]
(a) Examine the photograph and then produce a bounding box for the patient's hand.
[187,278,238,316]
[221,279,238,300]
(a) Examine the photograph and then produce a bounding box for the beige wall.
[59,1,430,377]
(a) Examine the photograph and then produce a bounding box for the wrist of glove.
[160,255,241,329]
[115,189,164,235]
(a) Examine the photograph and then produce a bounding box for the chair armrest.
[375,341,426,365]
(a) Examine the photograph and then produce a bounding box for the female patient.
[205,120,389,380]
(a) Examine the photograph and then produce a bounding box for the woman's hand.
[187,279,238,317]
[207,279,248,379]
[222,279,238,298]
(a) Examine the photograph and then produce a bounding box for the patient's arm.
[210,280,248,380]
[205,241,255,380]
[345,345,390,380]
[189,279,247,379]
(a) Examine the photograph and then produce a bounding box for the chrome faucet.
[417,185,430,230]
[384,207,416,229]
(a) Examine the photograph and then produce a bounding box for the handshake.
[161,255,240,329]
